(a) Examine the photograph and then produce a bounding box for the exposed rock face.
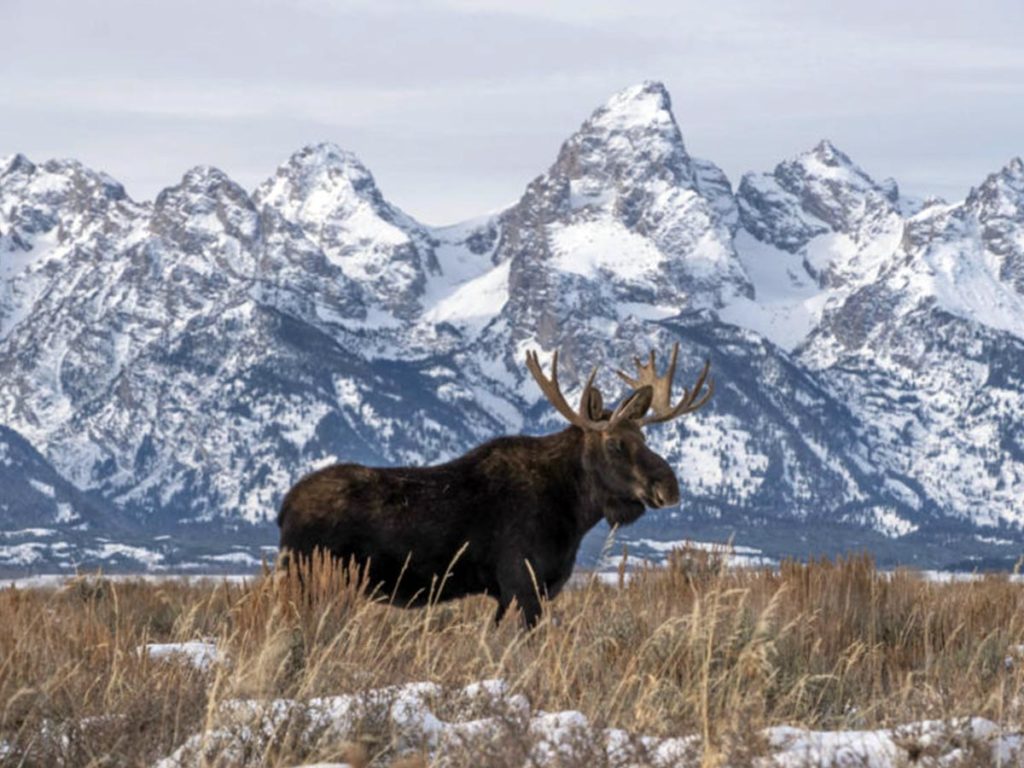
[2,83,1024,570]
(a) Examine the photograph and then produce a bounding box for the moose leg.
[497,589,543,629]
[493,597,510,625]
[496,581,544,629]
[496,554,546,629]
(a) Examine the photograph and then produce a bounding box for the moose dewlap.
[277,343,713,627]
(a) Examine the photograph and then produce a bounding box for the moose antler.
[615,342,714,426]
[526,350,646,431]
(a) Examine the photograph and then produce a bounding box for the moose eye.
[608,439,626,455]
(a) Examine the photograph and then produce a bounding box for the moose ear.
[582,387,605,421]
[617,385,653,422]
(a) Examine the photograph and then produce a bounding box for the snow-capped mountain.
[2,81,1023,572]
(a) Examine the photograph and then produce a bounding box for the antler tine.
[615,368,640,389]
[613,342,714,426]
[641,356,714,425]
[578,365,600,418]
[525,349,607,431]
[665,341,679,390]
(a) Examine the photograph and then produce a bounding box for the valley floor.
[2,549,1023,766]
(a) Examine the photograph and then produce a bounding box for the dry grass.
[2,547,1024,766]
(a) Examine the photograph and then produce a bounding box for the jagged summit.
[589,80,677,131]
[780,139,887,196]
[808,139,852,165]
[967,156,1024,217]
[553,80,694,193]
[1003,156,1024,177]
[737,138,900,255]
[1,153,35,176]
[258,142,384,207]
[177,164,237,186]
[151,165,260,254]
[158,165,253,208]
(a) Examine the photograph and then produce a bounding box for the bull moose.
[277,343,713,627]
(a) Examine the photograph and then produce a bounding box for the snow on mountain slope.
[2,82,1024,569]
[791,157,1024,530]
[725,140,904,351]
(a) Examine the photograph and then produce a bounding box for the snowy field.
[69,655,1024,767]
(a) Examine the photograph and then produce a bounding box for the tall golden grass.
[2,547,1023,766]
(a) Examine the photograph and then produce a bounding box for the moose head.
[525,342,713,525]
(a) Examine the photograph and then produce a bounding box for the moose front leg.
[495,586,543,629]
[496,556,545,629]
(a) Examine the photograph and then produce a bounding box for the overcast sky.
[2,0,1022,224]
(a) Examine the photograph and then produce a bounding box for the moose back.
[278,343,713,627]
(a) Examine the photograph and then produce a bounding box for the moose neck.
[535,427,606,536]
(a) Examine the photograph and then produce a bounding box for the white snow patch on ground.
[633,538,776,567]
[616,301,681,320]
[152,678,1024,767]
[141,642,220,671]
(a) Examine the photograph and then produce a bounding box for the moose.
[277,343,713,627]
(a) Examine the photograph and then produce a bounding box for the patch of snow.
[0,543,47,565]
[1,527,57,538]
[975,534,1014,546]
[152,677,1024,768]
[199,552,262,567]
[85,543,165,567]
[141,642,220,671]
[867,506,919,539]
[28,478,56,498]
[54,502,79,523]
[549,219,666,283]
[422,259,509,334]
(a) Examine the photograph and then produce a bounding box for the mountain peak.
[966,156,1024,222]
[544,79,693,197]
[289,142,370,173]
[809,139,854,166]
[179,164,235,187]
[737,139,898,252]
[771,139,890,203]
[156,165,252,214]
[1,153,35,177]
[257,143,383,212]
[590,80,676,134]
[792,140,873,184]
[153,165,256,241]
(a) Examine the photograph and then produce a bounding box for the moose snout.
[647,475,680,508]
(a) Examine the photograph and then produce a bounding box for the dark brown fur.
[278,387,680,627]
